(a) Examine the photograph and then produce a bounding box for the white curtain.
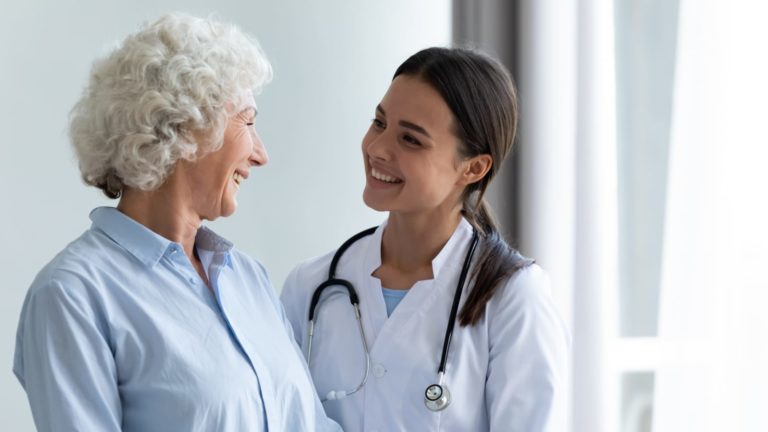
[653,1,768,431]
[518,0,768,430]
[518,0,616,431]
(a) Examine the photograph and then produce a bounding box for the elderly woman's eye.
[246,122,254,126]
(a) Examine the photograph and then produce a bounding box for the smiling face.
[362,75,471,217]
[182,96,268,221]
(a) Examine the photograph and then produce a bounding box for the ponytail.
[459,197,533,326]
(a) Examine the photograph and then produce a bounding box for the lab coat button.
[372,364,386,378]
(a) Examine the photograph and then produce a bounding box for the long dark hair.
[394,47,533,326]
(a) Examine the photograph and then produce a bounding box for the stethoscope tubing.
[306,227,377,401]
[306,225,479,409]
[437,230,479,374]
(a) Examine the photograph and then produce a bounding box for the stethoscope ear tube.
[308,225,377,322]
[307,227,377,403]
[308,288,371,403]
[308,278,359,321]
[306,277,361,363]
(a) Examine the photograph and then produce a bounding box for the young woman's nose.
[365,132,393,161]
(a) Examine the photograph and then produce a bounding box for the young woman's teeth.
[372,168,402,183]
[232,172,245,187]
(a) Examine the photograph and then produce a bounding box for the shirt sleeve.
[270,269,341,432]
[251,259,342,432]
[14,275,122,432]
[280,264,308,349]
[485,265,571,432]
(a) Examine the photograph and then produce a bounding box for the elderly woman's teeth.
[233,172,244,187]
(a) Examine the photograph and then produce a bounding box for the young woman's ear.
[460,154,493,186]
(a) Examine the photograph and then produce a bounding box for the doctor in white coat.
[281,47,569,431]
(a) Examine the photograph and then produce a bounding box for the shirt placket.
[209,253,273,431]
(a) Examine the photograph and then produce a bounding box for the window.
[614,1,679,430]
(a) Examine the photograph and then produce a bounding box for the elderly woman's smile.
[232,171,247,188]
[177,99,268,221]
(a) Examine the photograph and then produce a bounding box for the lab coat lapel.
[358,224,388,348]
[364,219,474,355]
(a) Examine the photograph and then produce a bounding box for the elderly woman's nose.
[250,132,268,166]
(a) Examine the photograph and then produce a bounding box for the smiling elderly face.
[181,94,269,221]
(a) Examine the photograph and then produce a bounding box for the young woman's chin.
[362,189,395,213]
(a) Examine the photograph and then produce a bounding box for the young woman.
[281,47,569,431]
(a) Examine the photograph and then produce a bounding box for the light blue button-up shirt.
[13,207,340,432]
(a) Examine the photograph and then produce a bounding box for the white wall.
[0,1,450,429]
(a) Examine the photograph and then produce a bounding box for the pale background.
[0,1,451,429]
[5,2,765,431]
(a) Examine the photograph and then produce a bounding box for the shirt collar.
[364,217,474,279]
[90,207,172,267]
[89,207,234,268]
[195,226,235,269]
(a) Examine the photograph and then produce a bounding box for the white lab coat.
[281,219,569,432]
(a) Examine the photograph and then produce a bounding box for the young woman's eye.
[371,118,386,129]
[402,134,422,146]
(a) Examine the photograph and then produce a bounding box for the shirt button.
[189,277,196,284]
[372,364,386,378]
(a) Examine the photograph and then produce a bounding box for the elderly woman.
[13,14,340,432]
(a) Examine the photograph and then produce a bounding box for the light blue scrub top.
[381,287,409,317]
[13,207,340,432]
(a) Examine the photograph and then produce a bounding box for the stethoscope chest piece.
[424,383,451,411]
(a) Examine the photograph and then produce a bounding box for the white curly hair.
[70,13,272,198]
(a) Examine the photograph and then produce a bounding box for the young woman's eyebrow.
[398,120,430,138]
[376,104,431,138]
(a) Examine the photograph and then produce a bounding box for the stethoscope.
[306,226,479,412]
